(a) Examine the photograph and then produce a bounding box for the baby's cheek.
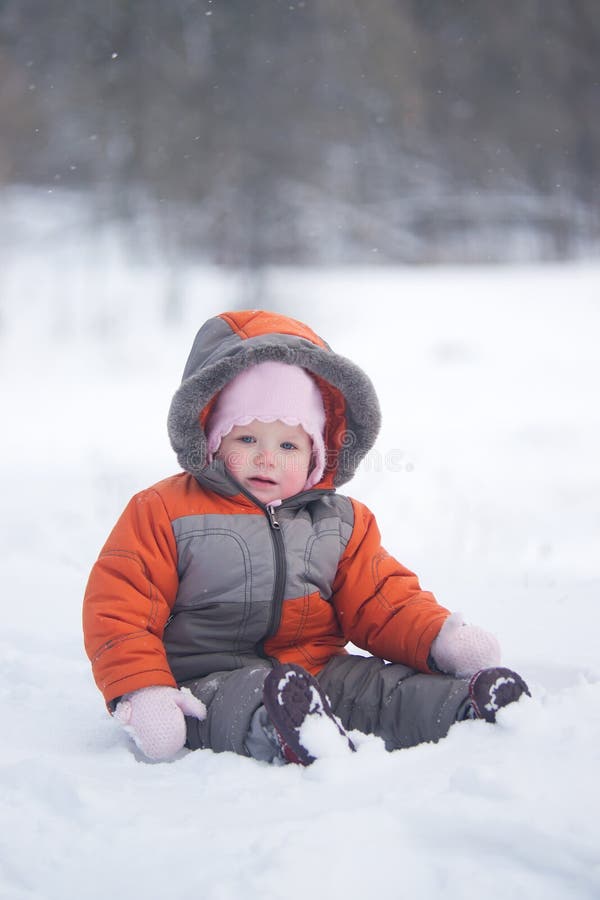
[221,449,247,476]
[281,465,310,497]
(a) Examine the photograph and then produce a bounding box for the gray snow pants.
[182,655,472,761]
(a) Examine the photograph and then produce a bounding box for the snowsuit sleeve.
[82,488,179,706]
[331,499,450,672]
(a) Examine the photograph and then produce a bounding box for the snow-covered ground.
[1,251,599,899]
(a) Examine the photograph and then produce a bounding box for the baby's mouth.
[248,475,277,486]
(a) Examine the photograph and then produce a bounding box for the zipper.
[258,493,331,650]
[266,504,280,530]
[263,503,287,640]
[225,479,288,655]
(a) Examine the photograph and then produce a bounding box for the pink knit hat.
[206,361,327,489]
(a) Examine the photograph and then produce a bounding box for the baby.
[83,310,529,763]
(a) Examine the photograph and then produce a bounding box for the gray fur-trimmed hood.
[167,310,381,488]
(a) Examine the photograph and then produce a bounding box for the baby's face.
[216,419,313,504]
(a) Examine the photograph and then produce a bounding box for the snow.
[1,255,600,900]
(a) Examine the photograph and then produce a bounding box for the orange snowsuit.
[83,310,449,708]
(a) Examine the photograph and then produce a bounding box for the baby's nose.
[255,448,276,467]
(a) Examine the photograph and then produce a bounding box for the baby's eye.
[280,441,297,451]
[237,435,256,444]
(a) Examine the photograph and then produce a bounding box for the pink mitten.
[114,685,206,761]
[430,612,501,678]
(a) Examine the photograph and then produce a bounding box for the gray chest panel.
[174,514,273,609]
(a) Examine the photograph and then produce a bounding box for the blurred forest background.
[1,0,599,272]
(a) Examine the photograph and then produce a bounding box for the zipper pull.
[266,504,280,529]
